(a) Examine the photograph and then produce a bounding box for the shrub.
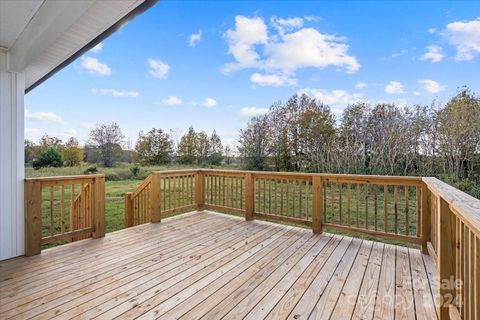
[84,165,98,174]
[130,165,141,177]
[32,148,63,170]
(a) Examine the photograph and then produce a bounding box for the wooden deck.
[0,211,438,320]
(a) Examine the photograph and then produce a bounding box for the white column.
[0,50,25,260]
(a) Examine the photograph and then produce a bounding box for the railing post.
[437,197,456,320]
[125,192,134,228]
[151,173,161,222]
[92,175,105,238]
[245,173,254,221]
[25,180,42,256]
[421,182,431,254]
[312,175,323,234]
[195,170,205,211]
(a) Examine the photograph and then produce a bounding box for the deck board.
[0,211,439,319]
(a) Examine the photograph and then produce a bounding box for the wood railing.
[124,170,197,227]
[24,175,105,256]
[125,170,425,244]
[423,177,480,320]
[124,169,480,320]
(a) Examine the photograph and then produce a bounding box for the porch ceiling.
[0,0,156,91]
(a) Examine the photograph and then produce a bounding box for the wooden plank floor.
[0,211,438,320]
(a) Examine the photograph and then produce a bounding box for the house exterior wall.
[0,51,25,260]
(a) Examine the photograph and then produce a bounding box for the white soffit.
[0,0,44,49]
[0,0,148,90]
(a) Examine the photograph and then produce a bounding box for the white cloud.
[384,81,405,94]
[91,88,139,97]
[162,96,183,106]
[413,91,421,96]
[239,107,269,118]
[355,82,367,89]
[421,46,444,63]
[271,16,304,35]
[264,28,360,74]
[148,58,170,79]
[223,15,360,82]
[250,73,297,87]
[445,18,480,61]
[81,57,111,75]
[188,30,202,47]
[223,16,269,73]
[418,79,446,93]
[25,110,65,124]
[90,42,103,53]
[300,88,364,106]
[300,88,365,116]
[304,15,321,22]
[201,97,217,108]
[25,128,42,141]
[428,28,437,34]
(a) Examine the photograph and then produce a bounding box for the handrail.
[424,177,480,235]
[125,169,427,244]
[24,175,105,256]
[422,177,480,320]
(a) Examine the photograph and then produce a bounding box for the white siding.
[0,56,25,260]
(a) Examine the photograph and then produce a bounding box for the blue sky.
[25,1,480,148]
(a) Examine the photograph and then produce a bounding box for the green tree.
[178,127,198,164]
[134,128,173,165]
[25,140,35,165]
[437,88,480,178]
[208,130,223,165]
[62,137,84,167]
[33,147,63,169]
[196,131,210,165]
[238,116,270,170]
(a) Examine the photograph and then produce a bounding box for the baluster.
[365,184,369,230]
[275,179,278,214]
[280,179,284,216]
[268,179,272,214]
[71,184,75,232]
[394,186,398,234]
[286,179,289,216]
[356,184,360,228]
[50,186,54,236]
[338,182,342,225]
[384,185,388,232]
[263,179,267,213]
[347,183,351,226]
[299,180,302,218]
[61,185,65,234]
[305,180,309,220]
[374,185,378,231]
[331,181,335,224]
[405,186,409,236]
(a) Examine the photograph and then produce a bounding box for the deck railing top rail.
[423,176,480,235]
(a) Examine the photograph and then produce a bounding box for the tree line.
[238,88,480,194]
[26,124,230,169]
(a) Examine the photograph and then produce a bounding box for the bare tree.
[88,122,124,167]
